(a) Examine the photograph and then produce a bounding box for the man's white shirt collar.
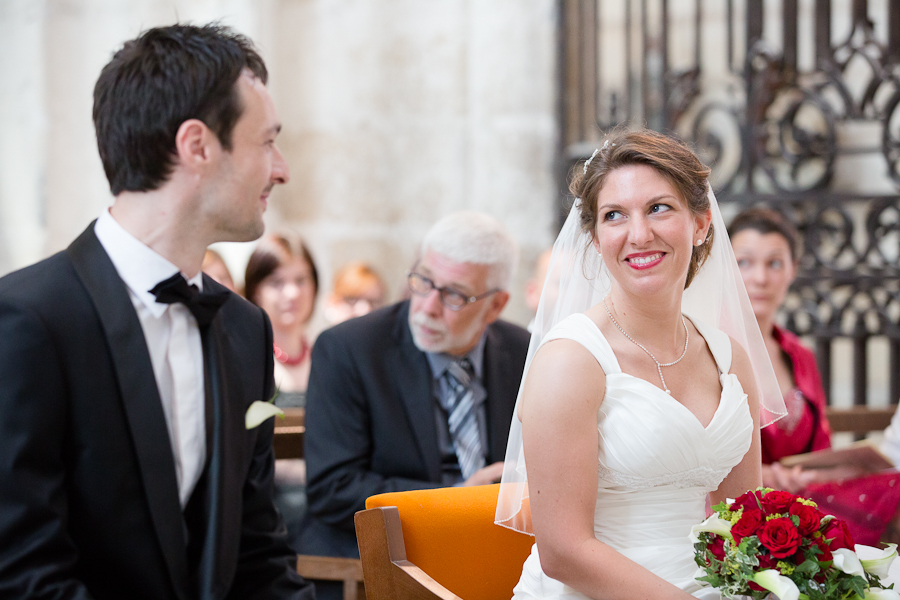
[94,209,203,317]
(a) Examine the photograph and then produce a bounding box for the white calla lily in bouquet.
[692,487,899,600]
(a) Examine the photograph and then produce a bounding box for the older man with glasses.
[300,212,529,586]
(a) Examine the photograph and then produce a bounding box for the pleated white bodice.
[514,313,753,600]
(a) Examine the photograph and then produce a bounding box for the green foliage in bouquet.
[691,487,899,600]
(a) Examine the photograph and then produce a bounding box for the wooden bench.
[826,406,895,435]
[297,555,366,600]
[273,407,305,460]
[274,408,366,599]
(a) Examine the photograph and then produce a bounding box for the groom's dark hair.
[93,23,268,195]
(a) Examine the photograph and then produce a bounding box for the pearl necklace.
[602,299,689,394]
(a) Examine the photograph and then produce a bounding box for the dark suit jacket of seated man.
[0,24,312,599]
[302,296,530,558]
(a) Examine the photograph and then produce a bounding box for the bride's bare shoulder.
[521,338,606,418]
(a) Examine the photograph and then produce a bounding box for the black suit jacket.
[0,225,312,600]
[301,300,530,558]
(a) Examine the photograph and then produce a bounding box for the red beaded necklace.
[273,339,309,366]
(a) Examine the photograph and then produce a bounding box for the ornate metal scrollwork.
[756,86,838,192]
[776,196,900,340]
[803,203,858,270]
[883,89,900,186]
[685,100,744,191]
[864,199,900,269]
[666,68,701,131]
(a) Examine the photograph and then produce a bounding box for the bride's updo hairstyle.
[572,128,714,288]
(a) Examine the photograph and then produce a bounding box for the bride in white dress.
[495,129,787,599]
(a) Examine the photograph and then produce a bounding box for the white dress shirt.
[95,210,206,508]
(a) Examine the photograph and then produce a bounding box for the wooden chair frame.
[297,554,366,600]
[355,506,461,600]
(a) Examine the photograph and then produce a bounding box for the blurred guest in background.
[245,233,319,406]
[730,207,900,545]
[323,261,386,324]
[302,211,529,581]
[202,248,236,292]
[245,232,319,550]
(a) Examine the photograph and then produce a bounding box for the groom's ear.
[174,118,219,172]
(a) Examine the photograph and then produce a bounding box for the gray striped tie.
[442,358,485,480]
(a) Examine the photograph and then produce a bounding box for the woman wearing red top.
[730,207,900,545]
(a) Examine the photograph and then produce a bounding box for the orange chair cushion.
[365,484,534,600]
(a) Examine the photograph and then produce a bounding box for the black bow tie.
[150,273,230,327]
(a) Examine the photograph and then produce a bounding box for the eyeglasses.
[407,271,499,311]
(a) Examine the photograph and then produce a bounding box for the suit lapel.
[391,302,441,481]
[482,324,516,462]
[197,304,243,597]
[67,224,191,597]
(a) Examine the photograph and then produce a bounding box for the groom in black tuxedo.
[0,24,313,599]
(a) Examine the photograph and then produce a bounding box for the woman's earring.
[696,239,704,246]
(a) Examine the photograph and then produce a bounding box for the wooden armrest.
[355,507,461,600]
[274,407,305,459]
[826,407,895,434]
[296,555,366,600]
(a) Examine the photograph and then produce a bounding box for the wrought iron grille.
[559,0,900,409]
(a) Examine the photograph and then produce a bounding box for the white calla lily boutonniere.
[245,400,284,429]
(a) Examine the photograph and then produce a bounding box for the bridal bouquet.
[692,487,899,600]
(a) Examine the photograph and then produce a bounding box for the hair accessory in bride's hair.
[583,147,601,174]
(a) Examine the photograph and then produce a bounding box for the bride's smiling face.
[592,164,710,297]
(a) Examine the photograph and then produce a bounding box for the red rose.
[814,537,833,563]
[823,519,855,551]
[757,553,778,570]
[761,490,796,514]
[732,508,764,544]
[707,535,726,561]
[789,502,821,536]
[730,490,764,512]
[758,517,802,558]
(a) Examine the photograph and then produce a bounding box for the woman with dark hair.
[245,232,319,550]
[497,129,787,599]
[730,207,900,545]
[245,233,319,407]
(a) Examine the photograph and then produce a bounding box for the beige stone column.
[0,0,47,277]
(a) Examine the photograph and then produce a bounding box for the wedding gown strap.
[686,314,732,375]
[541,313,622,375]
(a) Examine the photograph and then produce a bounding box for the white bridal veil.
[495,182,787,535]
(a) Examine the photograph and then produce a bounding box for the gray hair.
[421,211,519,290]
